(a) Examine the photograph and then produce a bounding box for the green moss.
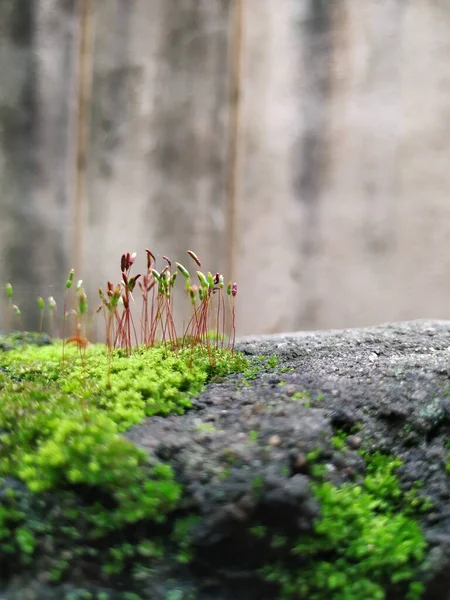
[251,475,264,499]
[290,391,325,408]
[0,331,51,351]
[250,524,268,538]
[171,516,201,564]
[241,353,279,386]
[195,423,216,433]
[292,391,311,401]
[306,448,323,463]
[266,354,278,369]
[165,590,196,600]
[0,337,247,585]
[445,439,450,474]
[262,453,426,600]
[403,482,434,515]
[331,430,347,451]
[248,429,259,442]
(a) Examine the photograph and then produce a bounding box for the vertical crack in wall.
[73,0,94,276]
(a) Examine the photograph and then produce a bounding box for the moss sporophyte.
[4,248,238,356]
[0,249,247,585]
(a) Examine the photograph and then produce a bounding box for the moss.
[0,336,248,587]
[0,331,52,350]
[262,453,426,600]
[292,391,311,401]
[251,475,264,499]
[165,590,196,600]
[290,391,325,408]
[403,482,434,515]
[171,516,201,564]
[445,439,450,474]
[249,525,268,539]
[195,423,216,433]
[248,430,259,442]
[331,430,347,450]
[241,354,279,386]
[305,448,323,463]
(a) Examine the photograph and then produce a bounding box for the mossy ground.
[0,326,439,600]
[0,335,247,592]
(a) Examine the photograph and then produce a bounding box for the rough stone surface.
[3,320,450,599]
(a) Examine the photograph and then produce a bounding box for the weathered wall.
[236,0,450,333]
[0,0,77,326]
[1,0,450,335]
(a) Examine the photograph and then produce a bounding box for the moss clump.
[0,338,247,585]
[446,439,450,474]
[241,353,279,386]
[263,454,426,600]
[0,331,52,351]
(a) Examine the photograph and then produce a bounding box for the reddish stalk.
[227,282,238,353]
[93,249,238,358]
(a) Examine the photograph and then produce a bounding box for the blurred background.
[1,0,450,337]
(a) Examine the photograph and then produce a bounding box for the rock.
[5,320,450,599]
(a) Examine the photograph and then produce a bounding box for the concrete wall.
[0,0,77,326]
[1,0,450,335]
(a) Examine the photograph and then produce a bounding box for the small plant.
[3,283,24,333]
[5,282,13,331]
[37,296,45,333]
[11,303,23,332]
[47,295,57,338]
[61,268,75,366]
[4,248,239,373]
[94,249,238,360]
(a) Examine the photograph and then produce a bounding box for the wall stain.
[1,1,71,329]
[361,2,406,257]
[88,0,138,226]
[149,0,231,268]
[2,0,41,328]
[293,0,333,326]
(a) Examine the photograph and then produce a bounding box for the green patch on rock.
[241,353,278,386]
[0,337,247,585]
[262,453,426,600]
